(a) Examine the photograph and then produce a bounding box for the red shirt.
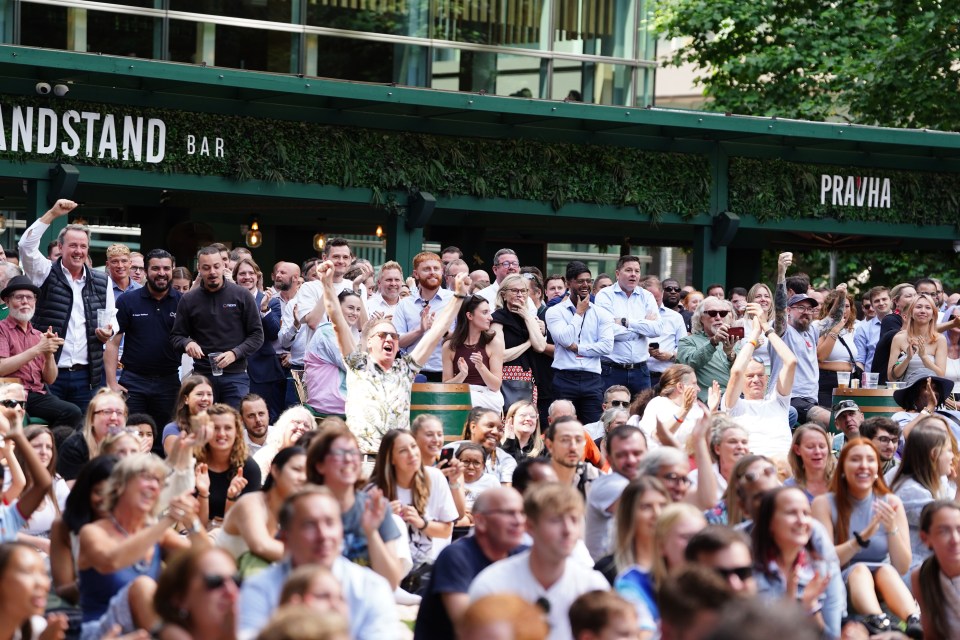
[0,315,45,392]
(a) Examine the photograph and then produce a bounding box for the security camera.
[35,82,51,95]
[53,84,69,97]
[953,240,960,254]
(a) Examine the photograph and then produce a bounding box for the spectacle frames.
[741,465,777,484]
[129,266,145,273]
[373,331,399,341]
[0,399,26,409]
[328,448,361,461]
[460,459,485,467]
[502,288,527,296]
[94,408,125,416]
[661,472,691,486]
[609,400,630,408]
[484,509,525,519]
[9,294,35,303]
[791,306,816,314]
[663,286,682,293]
[202,573,242,591]
[874,435,899,445]
[704,310,729,318]
[714,566,754,581]
[496,261,520,268]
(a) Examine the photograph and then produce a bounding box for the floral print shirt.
[344,350,422,453]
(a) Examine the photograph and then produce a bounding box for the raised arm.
[318,261,357,356]
[411,273,471,365]
[724,304,763,410]
[774,252,791,337]
[767,322,798,397]
[817,284,847,338]
[2,414,51,519]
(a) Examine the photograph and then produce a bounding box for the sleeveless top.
[454,342,489,386]
[79,543,162,622]
[827,492,889,567]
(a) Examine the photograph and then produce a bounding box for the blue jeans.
[47,368,95,420]
[600,361,651,397]
[551,370,604,424]
[209,372,250,409]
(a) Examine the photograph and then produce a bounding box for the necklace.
[110,514,153,573]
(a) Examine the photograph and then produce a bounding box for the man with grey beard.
[0,275,80,427]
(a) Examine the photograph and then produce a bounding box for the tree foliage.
[654,0,960,131]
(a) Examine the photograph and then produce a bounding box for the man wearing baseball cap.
[0,275,82,428]
[831,399,864,453]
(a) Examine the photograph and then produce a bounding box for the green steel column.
[385,218,423,273]
[25,180,61,251]
[692,146,730,290]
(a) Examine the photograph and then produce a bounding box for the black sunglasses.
[609,400,630,408]
[704,310,729,318]
[202,573,242,590]
[0,399,26,409]
[663,286,682,293]
[715,566,754,581]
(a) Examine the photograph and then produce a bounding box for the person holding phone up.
[677,295,738,403]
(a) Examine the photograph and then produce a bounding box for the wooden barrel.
[410,383,473,442]
[830,387,901,434]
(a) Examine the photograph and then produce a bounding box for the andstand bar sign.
[0,103,224,164]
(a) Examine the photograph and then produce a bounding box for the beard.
[274,279,292,292]
[148,277,170,293]
[10,308,35,323]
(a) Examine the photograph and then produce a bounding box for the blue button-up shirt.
[545,297,614,374]
[393,287,454,372]
[594,283,663,365]
[854,316,881,370]
[111,277,141,301]
[647,305,688,375]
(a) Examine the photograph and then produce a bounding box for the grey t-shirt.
[342,491,401,568]
[585,471,629,561]
[769,323,820,400]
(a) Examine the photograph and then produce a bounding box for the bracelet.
[197,492,210,499]
[453,293,468,299]
[449,482,462,489]
[417,517,430,531]
[673,415,684,424]
[764,329,775,337]
[853,530,870,548]
[748,339,759,348]
[886,526,900,536]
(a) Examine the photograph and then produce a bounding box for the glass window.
[169,19,298,73]
[76,0,158,6]
[20,4,68,51]
[431,48,545,98]
[309,34,427,85]
[169,0,297,23]
[552,59,632,105]
[433,0,548,47]
[86,10,159,59]
[307,0,427,38]
[553,0,635,60]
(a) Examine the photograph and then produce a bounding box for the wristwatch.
[853,530,870,548]
[620,318,628,328]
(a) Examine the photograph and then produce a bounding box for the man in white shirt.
[19,199,115,415]
[585,425,646,561]
[468,482,609,640]
[366,260,403,317]
[271,261,304,408]
[475,248,521,305]
[240,394,271,456]
[238,486,397,640]
[444,259,469,292]
[582,385,630,441]
[640,275,688,388]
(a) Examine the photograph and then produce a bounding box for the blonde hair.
[788,423,835,489]
[102,453,168,516]
[105,243,131,259]
[505,400,544,458]
[495,274,528,310]
[652,503,705,586]
[84,389,128,459]
[255,605,349,640]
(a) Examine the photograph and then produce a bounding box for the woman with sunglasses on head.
[912,500,960,640]
[889,422,957,573]
[443,294,505,414]
[77,453,204,638]
[154,546,239,640]
[811,439,918,636]
[303,289,363,420]
[786,424,835,501]
[162,375,214,456]
[305,422,403,590]
[491,273,547,410]
[889,293,947,382]
[218,446,306,576]
[319,260,471,457]
[100,429,144,458]
[410,414,467,520]
[57,389,128,485]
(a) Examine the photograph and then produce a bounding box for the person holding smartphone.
[677,295,738,402]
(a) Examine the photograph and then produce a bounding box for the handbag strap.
[837,333,856,369]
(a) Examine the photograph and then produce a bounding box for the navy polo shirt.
[116,286,182,376]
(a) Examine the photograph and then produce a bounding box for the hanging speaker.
[48,163,79,205]
[406,191,436,229]
[711,211,740,247]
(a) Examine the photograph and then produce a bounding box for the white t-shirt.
[469,550,610,640]
[585,472,629,561]
[22,477,70,537]
[724,389,793,460]
[463,473,501,512]
[396,465,459,564]
[635,396,705,450]
[688,462,728,503]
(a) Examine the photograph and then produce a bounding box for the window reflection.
[431,49,545,98]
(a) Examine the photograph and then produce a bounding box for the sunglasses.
[202,573,242,591]
[663,286,682,293]
[609,400,630,408]
[704,310,729,318]
[0,399,26,409]
[373,331,399,341]
[714,566,754,581]
[741,465,777,484]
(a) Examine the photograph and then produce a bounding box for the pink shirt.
[0,316,45,392]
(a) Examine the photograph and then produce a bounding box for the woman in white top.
[889,293,947,382]
[371,430,458,567]
[913,500,960,640]
[631,364,706,450]
[16,426,70,553]
[252,405,316,478]
[689,415,749,502]
[815,290,858,407]
[745,282,775,368]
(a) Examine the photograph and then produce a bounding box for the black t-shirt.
[871,313,903,384]
[57,432,91,481]
[414,536,516,640]
[208,458,262,521]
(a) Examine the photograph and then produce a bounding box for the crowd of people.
[1,197,960,640]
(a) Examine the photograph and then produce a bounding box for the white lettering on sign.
[186,134,225,158]
[0,105,169,163]
[820,174,891,209]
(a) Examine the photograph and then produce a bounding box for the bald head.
[273,261,301,292]
[473,487,525,552]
